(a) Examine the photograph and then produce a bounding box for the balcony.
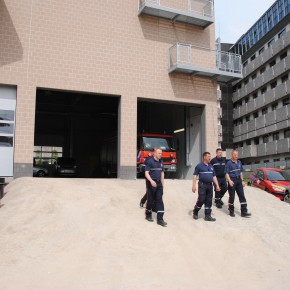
[138,0,214,28]
[238,145,257,158]
[168,43,243,83]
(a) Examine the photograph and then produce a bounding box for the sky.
[215,0,276,44]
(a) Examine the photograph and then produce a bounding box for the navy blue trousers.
[214,177,228,202]
[194,182,213,216]
[145,180,164,220]
[228,177,248,213]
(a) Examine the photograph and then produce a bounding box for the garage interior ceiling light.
[174,128,185,133]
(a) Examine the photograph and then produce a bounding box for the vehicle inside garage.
[137,100,205,179]
[34,89,119,178]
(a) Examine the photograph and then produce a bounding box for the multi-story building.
[0,0,241,179]
[229,0,290,169]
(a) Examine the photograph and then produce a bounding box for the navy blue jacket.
[210,157,226,178]
[193,162,216,183]
[145,157,164,180]
[225,159,243,178]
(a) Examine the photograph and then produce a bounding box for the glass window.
[244,79,249,85]
[285,129,290,138]
[266,170,290,181]
[283,97,290,106]
[254,137,260,145]
[252,73,257,80]
[270,59,276,67]
[278,28,286,38]
[0,136,13,147]
[261,87,267,94]
[0,110,14,121]
[253,93,258,99]
[254,112,259,118]
[260,67,266,74]
[271,81,277,89]
[272,103,278,110]
[280,51,287,60]
[262,108,268,115]
[263,135,269,143]
[245,97,249,103]
[273,132,280,140]
[259,47,265,54]
[0,123,14,134]
[246,139,251,145]
[281,74,288,83]
[250,54,256,61]
[246,115,250,122]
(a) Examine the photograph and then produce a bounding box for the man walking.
[225,149,251,217]
[210,148,228,208]
[145,147,167,227]
[192,152,221,221]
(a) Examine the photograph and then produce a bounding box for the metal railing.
[139,0,214,17]
[169,43,242,74]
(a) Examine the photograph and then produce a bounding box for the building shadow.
[0,0,23,66]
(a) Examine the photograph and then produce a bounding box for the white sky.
[215,0,276,44]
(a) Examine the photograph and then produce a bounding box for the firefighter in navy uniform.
[145,147,167,227]
[225,149,251,217]
[210,148,228,208]
[192,152,221,221]
[139,156,152,208]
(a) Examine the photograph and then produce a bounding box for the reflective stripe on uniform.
[157,210,164,213]
[240,202,247,205]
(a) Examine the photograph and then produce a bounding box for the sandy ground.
[0,177,290,290]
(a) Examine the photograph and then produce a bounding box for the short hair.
[203,151,211,158]
[154,147,162,152]
[216,148,222,153]
[231,149,239,155]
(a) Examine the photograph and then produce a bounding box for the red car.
[248,168,290,203]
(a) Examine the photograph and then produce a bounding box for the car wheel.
[36,170,45,177]
[247,181,252,186]
[284,192,290,203]
[265,188,270,193]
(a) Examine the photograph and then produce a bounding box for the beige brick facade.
[0,0,219,178]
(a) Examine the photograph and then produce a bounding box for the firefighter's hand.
[242,181,246,187]
[151,181,157,187]
[228,180,234,187]
[192,186,196,193]
[216,186,221,192]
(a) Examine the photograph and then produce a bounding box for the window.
[270,81,277,89]
[245,97,249,103]
[272,103,278,110]
[259,47,265,55]
[254,161,260,164]
[284,129,290,138]
[278,28,286,38]
[268,38,275,47]
[261,87,267,94]
[285,157,290,161]
[264,160,269,163]
[239,142,243,148]
[254,137,260,145]
[33,146,63,165]
[232,85,237,92]
[237,84,241,89]
[253,92,258,99]
[273,158,280,162]
[263,135,269,143]
[252,73,257,80]
[260,67,266,74]
[251,54,256,61]
[238,118,243,125]
[281,74,288,83]
[246,115,250,122]
[270,59,276,67]
[253,112,259,118]
[262,107,268,115]
[243,60,248,67]
[280,51,287,60]
[246,139,251,145]
[283,97,290,106]
[273,132,279,141]
[244,79,249,85]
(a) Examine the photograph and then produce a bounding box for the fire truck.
[137,133,177,175]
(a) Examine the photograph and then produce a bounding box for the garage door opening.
[34,89,119,178]
[137,100,204,179]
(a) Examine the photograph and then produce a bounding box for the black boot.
[215,201,222,208]
[145,215,154,222]
[241,212,251,218]
[229,211,235,217]
[157,219,167,227]
[204,215,216,222]
[193,211,198,220]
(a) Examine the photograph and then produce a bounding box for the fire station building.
[0,0,242,179]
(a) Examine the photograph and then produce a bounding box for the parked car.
[248,168,290,203]
[55,157,77,177]
[33,165,49,177]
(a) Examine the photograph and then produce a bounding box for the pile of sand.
[0,177,290,290]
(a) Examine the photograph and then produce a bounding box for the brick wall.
[0,0,218,178]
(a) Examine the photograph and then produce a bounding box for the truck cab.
[137,133,177,175]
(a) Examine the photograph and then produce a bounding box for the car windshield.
[266,170,290,181]
[57,158,76,166]
[142,137,175,152]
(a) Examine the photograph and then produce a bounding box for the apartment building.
[0,0,241,179]
[229,0,290,169]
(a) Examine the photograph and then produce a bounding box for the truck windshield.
[142,137,175,152]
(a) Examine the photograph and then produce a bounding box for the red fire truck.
[137,133,177,175]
